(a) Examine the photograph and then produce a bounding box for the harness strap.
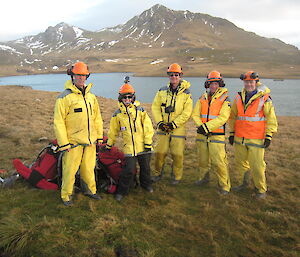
[28,169,45,186]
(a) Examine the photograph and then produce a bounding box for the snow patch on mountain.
[0,44,23,55]
[73,27,83,38]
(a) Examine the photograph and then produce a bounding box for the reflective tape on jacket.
[234,140,265,148]
[156,132,186,139]
[200,92,228,134]
[196,138,225,144]
[234,93,269,139]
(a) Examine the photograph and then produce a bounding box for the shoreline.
[1,85,299,118]
[0,71,299,80]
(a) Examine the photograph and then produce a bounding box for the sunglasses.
[122,95,133,99]
[74,74,87,77]
[168,73,180,77]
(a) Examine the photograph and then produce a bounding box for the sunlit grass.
[0,86,299,257]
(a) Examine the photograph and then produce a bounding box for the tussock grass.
[0,86,299,257]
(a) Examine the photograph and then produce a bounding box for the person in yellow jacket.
[229,71,278,199]
[54,62,103,206]
[105,77,154,201]
[152,63,193,184]
[192,71,231,194]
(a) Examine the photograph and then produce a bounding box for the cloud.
[0,0,102,40]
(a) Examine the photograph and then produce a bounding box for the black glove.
[144,147,152,152]
[229,136,234,145]
[264,138,271,148]
[197,125,206,135]
[165,123,175,131]
[100,144,110,152]
[158,122,166,131]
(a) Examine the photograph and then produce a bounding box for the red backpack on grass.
[13,140,60,190]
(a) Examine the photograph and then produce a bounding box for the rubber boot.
[195,172,210,186]
[232,171,250,192]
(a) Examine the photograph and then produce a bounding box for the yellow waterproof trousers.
[234,137,267,193]
[61,144,97,201]
[154,134,186,180]
[196,135,231,191]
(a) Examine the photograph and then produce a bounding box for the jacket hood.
[64,80,93,94]
[240,82,270,106]
[205,87,228,98]
[257,82,271,94]
[168,79,191,94]
[241,82,270,96]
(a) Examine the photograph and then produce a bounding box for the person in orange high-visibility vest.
[229,71,278,199]
[192,71,231,195]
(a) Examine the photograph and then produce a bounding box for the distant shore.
[0,71,297,80]
[1,61,300,80]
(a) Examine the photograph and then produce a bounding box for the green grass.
[0,86,299,257]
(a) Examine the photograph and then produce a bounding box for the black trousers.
[117,153,152,195]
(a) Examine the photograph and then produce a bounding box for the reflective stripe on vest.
[236,116,266,121]
[234,93,269,139]
[199,92,228,134]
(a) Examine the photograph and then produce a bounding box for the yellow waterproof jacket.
[192,87,231,135]
[54,80,103,151]
[152,80,193,136]
[229,83,278,140]
[107,101,154,157]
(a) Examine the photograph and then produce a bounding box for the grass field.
[0,86,299,257]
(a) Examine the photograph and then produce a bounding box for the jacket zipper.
[126,107,136,156]
[207,94,211,122]
[83,95,92,144]
[167,90,176,123]
[89,103,92,115]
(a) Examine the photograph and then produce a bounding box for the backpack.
[13,140,60,190]
[13,139,133,193]
[96,142,138,194]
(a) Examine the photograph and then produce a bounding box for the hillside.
[0,86,299,257]
[0,4,300,78]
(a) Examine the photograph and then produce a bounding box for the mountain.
[0,4,299,78]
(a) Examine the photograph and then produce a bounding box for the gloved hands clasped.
[158,122,175,133]
[197,125,210,136]
[229,135,234,145]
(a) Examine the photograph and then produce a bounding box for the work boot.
[256,192,267,199]
[151,175,162,183]
[218,189,229,195]
[232,184,247,192]
[142,186,154,193]
[84,193,101,200]
[170,179,180,185]
[232,171,250,192]
[62,200,73,207]
[195,172,210,186]
[115,194,123,202]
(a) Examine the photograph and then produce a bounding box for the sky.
[1,0,300,48]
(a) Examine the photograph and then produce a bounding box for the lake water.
[0,73,299,116]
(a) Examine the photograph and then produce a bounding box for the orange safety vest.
[234,93,269,139]
[200,92,228,135]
